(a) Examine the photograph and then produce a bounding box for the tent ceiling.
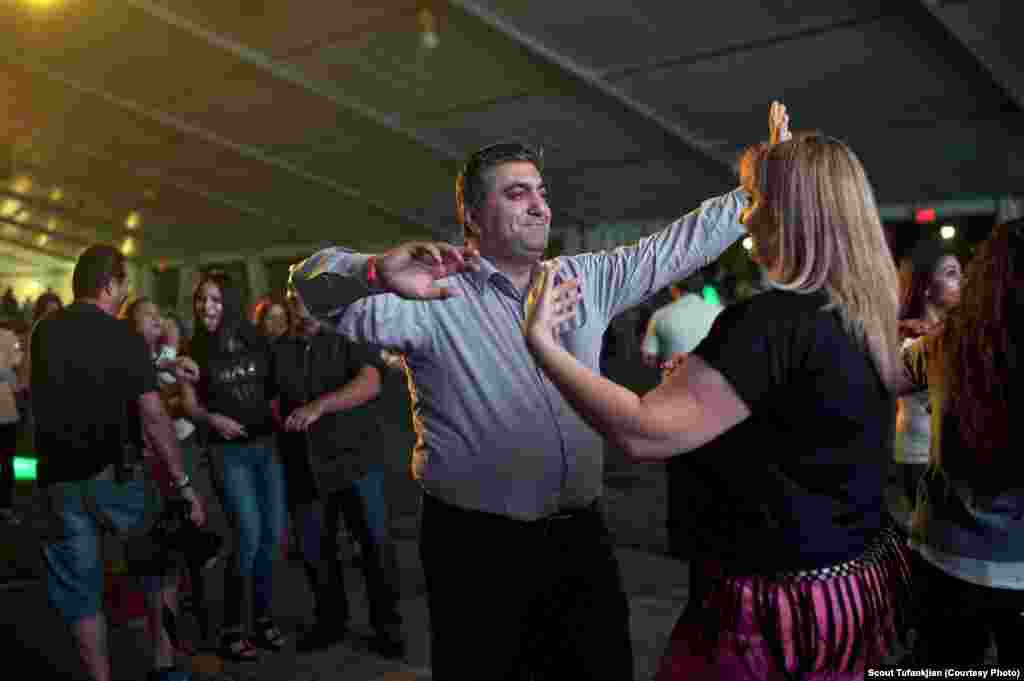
[0,0,1020,272]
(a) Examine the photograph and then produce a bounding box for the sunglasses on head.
[464,142,543,170]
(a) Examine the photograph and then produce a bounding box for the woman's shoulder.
[721,288,827,328]
[740,287,826,308]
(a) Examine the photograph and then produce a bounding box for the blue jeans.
[350,464,392,552]
[297,464,401,635]
[42,473,152,625]
[208,437,286,625]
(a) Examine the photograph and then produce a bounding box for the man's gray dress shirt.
[291,188,748,520]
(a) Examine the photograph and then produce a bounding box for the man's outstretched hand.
[377,242,481,300]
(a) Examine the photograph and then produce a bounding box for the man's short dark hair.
[456,142,544,241]
[72,244,126,300]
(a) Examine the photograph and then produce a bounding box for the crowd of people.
[13,250,405,681]
[9,99,1023,681]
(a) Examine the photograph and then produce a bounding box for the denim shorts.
[41,469,152,625]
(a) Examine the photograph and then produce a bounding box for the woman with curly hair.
[903,217,1024,667]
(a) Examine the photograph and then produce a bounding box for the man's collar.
[467,255,499,293]
[468,256,547,295]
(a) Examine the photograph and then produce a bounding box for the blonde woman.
[524,115,911,680]
[122,298,219,681]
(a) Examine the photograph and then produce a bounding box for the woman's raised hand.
[524,262,582,347]
[769,101,791,146]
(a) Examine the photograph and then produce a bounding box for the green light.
[702,285,721,307]
[13,457,36,481]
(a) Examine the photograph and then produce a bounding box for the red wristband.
[366,256,378,285]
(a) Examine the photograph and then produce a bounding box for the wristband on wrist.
[174,474,192,491]
[366,256,379,286]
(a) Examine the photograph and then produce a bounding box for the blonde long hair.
[746,136,901,388]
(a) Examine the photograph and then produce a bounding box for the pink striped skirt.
[657,529,912,681]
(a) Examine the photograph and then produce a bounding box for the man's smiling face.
[471,161,552,265]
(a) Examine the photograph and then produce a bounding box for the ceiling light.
[125,211,141,230]
[940,225,956,240]
[121,236,136,256]
[37,234,49,247]
[14,210,31,224]
[742,237,753,251]
[418,6,440,49]
[47,217,58,231]
[11,176,32,194]
[49,187,64,202]
[0,199,22,218]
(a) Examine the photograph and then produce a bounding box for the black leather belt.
[424,492,598,535]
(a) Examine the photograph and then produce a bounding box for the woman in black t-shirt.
[181,271,286,661]
[524,104,911,680]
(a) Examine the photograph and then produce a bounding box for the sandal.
[252,618,287,651]
[218,631,259,662]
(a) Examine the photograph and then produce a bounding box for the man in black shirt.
[271,290,405,657]
[34,245,206,681]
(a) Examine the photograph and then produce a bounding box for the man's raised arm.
[571,188,749,322]
[288,241,480,352]
[568,101,790,320]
